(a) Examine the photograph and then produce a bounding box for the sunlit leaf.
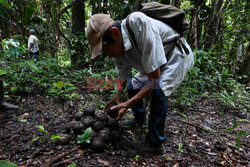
[0,0,11,8]
[0,160,17,167]
[51,135,61,142]
[68,162,77,167]
[178,143,183,152]
[238,131,246,136]
[55,81,64,89]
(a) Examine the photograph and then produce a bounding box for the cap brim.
[91,40,102,59]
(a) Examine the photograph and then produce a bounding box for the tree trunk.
[0,80,3,103]
[238,43,250,84]
[191,0,198,49]
[71,0,85,67]
[0,19,3,41]
[204,0,224,51]
[197,0,206,49]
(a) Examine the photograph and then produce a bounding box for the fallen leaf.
[97,159,111,166]
[173,162,179,167]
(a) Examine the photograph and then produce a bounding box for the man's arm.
[103,78,126,112]
[28,43,33,53]
[112,68,161,120]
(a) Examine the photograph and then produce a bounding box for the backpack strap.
[126,13,187,56]
[126,14,138,48]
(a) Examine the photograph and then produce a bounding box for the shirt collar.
[121,19,133,51]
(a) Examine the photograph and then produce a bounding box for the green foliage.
[51,135,61,142]
[178,143,183,152]
[49,81,76,99]
[0,38,26,60]
[77,127,92,144]
[68,162,77,167]
[0,160,17,167]
[37,125,48,134]
[225,121,247,148]
[173,48,248,107]
[24,3,34,24]
[134,154,139,161]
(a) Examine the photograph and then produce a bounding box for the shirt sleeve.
[129,12,167,74]
[113,58,132,80]
[30,36,35,44]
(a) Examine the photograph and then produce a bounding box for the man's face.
[102,41,123,58]
[101,27,124,58]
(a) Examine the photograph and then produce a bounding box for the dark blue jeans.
[127,78,168,146]
[29,51,39,60]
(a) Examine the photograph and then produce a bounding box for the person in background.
[28,29,39,60]
[0,80,19,110]
[86,13,194,154]
[9,35,22,58]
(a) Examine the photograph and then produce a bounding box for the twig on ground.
[175,118,212,133]
[47,146,79,166]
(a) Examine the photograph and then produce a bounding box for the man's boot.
[0,80,19,110]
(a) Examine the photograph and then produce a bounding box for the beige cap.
[86,14,115,59]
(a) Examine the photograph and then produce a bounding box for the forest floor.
[0,85,249,167]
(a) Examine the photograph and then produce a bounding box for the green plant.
[226,121,248,148]
[37,125,48,134]
[134,154,139,161]
[126,114,133,119]
[0,160,17,167]
[49,81,76,99]
[68,162,77,167]
[77,127,92,144]
[51,135,61,142]
[140,125,148,133]
[178,143,183,152]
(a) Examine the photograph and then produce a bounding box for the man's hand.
[110,101,130,121]
[104,78,126,113]
[103,95,120,112]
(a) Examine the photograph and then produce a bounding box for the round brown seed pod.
[74,111,84,121]
[89,129,97,138]
[91,137,105,152]
[111,130,121,141]
[93,121,105,132]
[81,116,95,128]
[95,111,108,122]
[106,103,119,118]
[107,118,119,130]
[58,133,72,145]
[84,106,96,117]
[72,121,84,134]
[98,128,111,142]
[64,122,72,133]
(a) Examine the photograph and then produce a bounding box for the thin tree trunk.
[197,0,206,49]
[191,0,198,49]
[204,0,224,50]
[71,0,85,67]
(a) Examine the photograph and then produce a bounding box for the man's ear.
[110,27,121,41]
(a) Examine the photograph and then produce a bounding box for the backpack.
[126,2,190,55]
[130,2,190,35]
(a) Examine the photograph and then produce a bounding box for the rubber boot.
[0,80,19,110]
